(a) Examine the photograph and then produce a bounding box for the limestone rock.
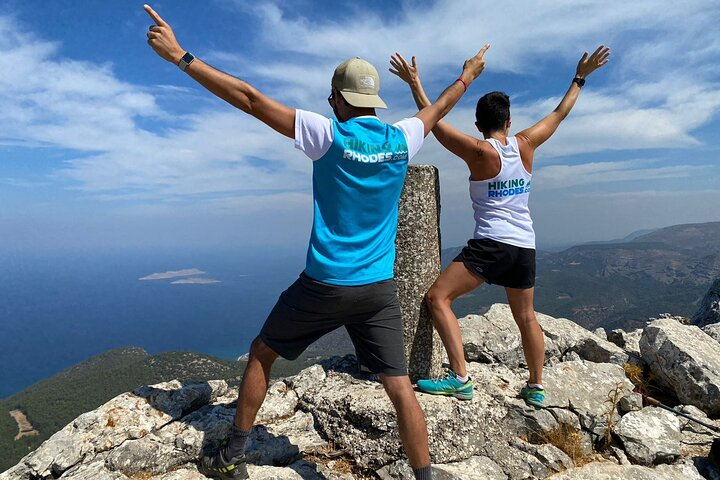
[607,328,644,366]
[537,311,628,365]
[542,360,634,440]
[677,404,720,452]
[615,407,682,465]
[704,323,720,343]
[460,304,628,368]
[256,380,298,423]
[548,461,704,479]
[300,366,507,469]
[459,313,525,367]
[377,456,507,480]
[640,319,720,415]
[618,392,643,414]
[693,276,720,327]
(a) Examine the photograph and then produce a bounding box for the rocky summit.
[3,304,720,480]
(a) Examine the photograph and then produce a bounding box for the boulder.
[607,328,644,366]
[299,365,507,469]
[640,319,720,415]
[542,360,634,440]
[547,461,704,479]
[537,313,628,365]
[704,323,720,344]
[677,404,720,452]
[460,304,628,368]
[459,313,526,368]
[693,276,720,327]
[377,456,507,480]
[615,407,682,465]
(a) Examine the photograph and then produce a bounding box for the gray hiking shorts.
[259,272,407,376]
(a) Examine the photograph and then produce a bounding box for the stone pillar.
[394,165,444,381]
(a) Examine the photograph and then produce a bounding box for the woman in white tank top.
[391,46,610,406]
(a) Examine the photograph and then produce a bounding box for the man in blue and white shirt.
[145,5,489,479]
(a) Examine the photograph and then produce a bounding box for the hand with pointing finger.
[144,4,185,64]
[461,43,491,84]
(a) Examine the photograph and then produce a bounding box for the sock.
[413,465,432,480]
[224,424,251,460]
[528,383,544,390]
[455,373,469,384]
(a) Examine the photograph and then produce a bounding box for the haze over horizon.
[1,0,719,254]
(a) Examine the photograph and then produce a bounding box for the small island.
[139,268,206,281]
[171,277,221,285]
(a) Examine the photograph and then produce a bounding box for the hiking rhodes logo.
[342,138,408,164]
[487,178,531,198]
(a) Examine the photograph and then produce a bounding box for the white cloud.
[534,160,708,190]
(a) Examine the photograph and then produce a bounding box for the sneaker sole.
[198,464,248,480]
[418,388,473,401]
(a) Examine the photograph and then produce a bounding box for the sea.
[0,246,306,399]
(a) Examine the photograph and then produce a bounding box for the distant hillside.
[450,221,720,330]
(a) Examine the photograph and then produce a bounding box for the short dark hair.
[475,91,510,133]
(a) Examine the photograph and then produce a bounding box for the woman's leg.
[425,261,484,377]
[505,287,544,385]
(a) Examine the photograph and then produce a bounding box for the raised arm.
[516,45,610,152]
[390,53,483,161]
[144,4,295,139]
[391,45,490,138]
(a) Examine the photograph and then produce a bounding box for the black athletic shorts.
[453,238,536,289]
[259,272,407,376]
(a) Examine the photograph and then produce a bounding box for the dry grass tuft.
[128,473,154,480]
[541,422,592,466]
[600,382,626,451]
[303,443,377,479]
[623,363,644,387]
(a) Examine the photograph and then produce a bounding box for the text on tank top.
[469,136,535,249]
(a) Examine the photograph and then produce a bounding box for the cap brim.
[339,90,387,109]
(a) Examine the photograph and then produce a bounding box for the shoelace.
[430,368,455,383]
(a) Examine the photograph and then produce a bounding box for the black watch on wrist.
[178,52,195,72]
[572,76,585,87]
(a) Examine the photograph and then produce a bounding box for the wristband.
[455,77,468,92]
[572,76,585,87]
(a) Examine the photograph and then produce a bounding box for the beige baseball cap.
[331,57,387,109]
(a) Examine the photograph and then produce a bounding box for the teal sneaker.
[417,370,473,400]
[520,384,545,407]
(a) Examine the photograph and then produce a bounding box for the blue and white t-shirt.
[295,110,424,286]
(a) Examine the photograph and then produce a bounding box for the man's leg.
[380,374,432,478]
[425,261,484,377]
[200,337,278,478]
[235,336,278,430]
[505,287,544,385]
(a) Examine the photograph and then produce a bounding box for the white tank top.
[469,136,535,249]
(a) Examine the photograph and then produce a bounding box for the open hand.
[389,53,420,86]
[144,4,184,64]
[576,45,610,79]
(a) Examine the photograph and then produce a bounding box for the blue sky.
[1,0,719,253]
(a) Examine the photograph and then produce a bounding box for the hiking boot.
[520,384,545,407]
[417,370,473,400]
[198,448,248,480]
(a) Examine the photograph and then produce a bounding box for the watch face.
[181,52,194,64]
